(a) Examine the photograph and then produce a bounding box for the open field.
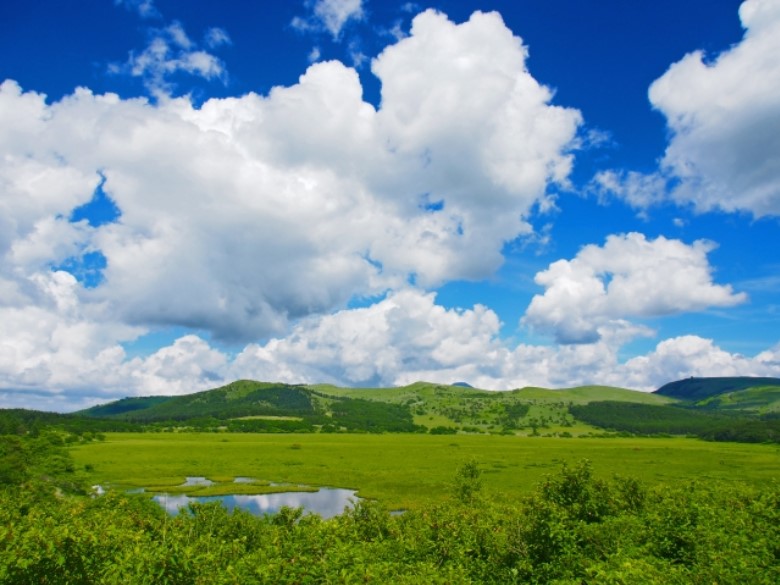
[71,432,780,510]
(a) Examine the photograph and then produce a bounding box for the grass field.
[70,433,780,510]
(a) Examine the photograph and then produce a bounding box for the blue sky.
[1,0,778,411]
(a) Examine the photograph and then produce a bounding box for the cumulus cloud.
[293,0,365,40]
[7,7,770,411]
[1,280,777,410]
[601,0,780,217]
[0,10,580,345]
[522,233,746,344]
[620,336,780,389]
[0,270,144,400]
[229,289,504,386]
[223,304,780,393]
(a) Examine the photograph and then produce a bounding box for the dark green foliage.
[502,402,530,422]
[570,401,731,433]
[328,398,421,433]
[0,409,138,435]
[655,376,780,401]
[107,382,317,422]
[75,381,423,433]
[0,436,29,485]
[226,418,319,433]
[697,417,780,443]
[429,425,457,434]
[1,459,777,584]
[0,432,84,494]
[452,459,482,503]
[79,396,173,417]
[569,400,780,442]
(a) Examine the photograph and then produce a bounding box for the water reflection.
[153,488,358,519]
[181,476,214,487]
[233,477,256,484]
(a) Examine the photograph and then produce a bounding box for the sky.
[1,0,779,411]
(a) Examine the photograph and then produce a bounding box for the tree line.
[569,401,780,443]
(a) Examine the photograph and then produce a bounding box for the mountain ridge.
[4,377,778,442]
[655,376,780,402]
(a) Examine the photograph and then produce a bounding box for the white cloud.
[649,0,780,216]
[9,8,772,410]
[621,336,780,389]
[369,10,581,284]
[308,46,322,63]
[0,10,580,346]
[115,0,159,19]
[111,21,227,94]
[204,27,231,49]
[0,270,144,397]
[593,0,780,217]
[522,233,746,344]
[229,301,780,393]
[590,170,669,211]
[293,0,365,40]
[122,335,228,396]
[0,270,224,407]
[229,289,504,386]
[1,280,777,410]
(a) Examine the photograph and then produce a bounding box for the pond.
[152,487,360,519]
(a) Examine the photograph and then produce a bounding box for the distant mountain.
[76,380,669,435]
[80,396,173,418]
[77,380,422,433]
[78,380,318,422]
[655,377,780,402]
[5,378,779,442]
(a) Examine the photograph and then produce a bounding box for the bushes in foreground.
[1,460,778,584]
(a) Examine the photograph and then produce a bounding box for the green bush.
[0,454,777,584]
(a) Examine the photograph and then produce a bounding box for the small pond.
[152,487,359,519]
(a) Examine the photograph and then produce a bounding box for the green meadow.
[71,432,780,510]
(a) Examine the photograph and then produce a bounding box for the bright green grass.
[696,385,780,413]
[511,385,677,404]
[70,433,780,510]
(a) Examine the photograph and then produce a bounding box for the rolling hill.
[0,377,773,443]
[75,379,672,435]
[655,376,780,402]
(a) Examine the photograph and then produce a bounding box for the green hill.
[78,380,422,433]
[80,396,173,418]
[76,380,662,435]
[261,381,667,435]
[5,377,780,442]
[655,377,780,402]
[510,385,674,405]
[79,380,316,421]
[693,385,780,414]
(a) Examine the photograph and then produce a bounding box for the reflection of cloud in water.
[182,476,214,486]
[152,488,358,519]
